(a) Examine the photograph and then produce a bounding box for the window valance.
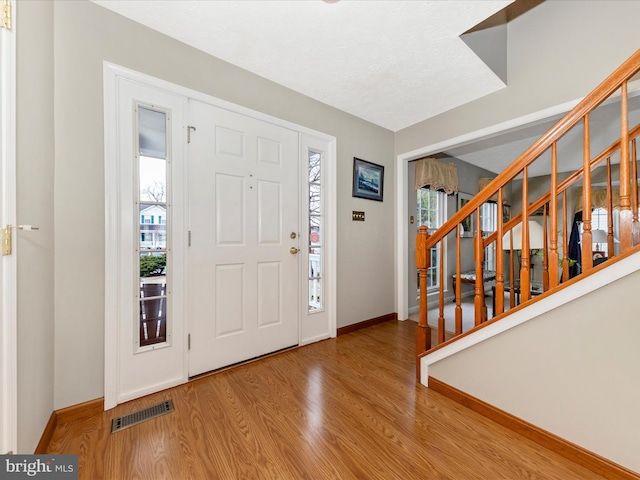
[478,177,499,202]
[573,186,620,212]
[415,157,458,194]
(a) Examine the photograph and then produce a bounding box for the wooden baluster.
[606,157,615,256]
[438,240,445,345]
[509,230,516,309]
[562,191,570,283]
[520,167,531,302]
[632,138,639,245]
[494,188,505,316]
[582,113,593,272]
[619,81,633,250]
[548,142,559,288]
[415,226,431,370]
[542,203,549,291]
[455,225,462,335]
[474,207,486,325]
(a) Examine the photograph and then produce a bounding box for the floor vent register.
[111,399,175,433]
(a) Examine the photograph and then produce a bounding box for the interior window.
[417,188,446,290]
[579,207,614,258]
[480,202,498,271]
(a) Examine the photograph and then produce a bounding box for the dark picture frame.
[457,192,474,237]
[502,204,511,224]
[352,157,384,201]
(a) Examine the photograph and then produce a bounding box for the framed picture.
[352,157,384,201]
[532,204,546,216]
[457,192,474,237]
[502,204,511,224]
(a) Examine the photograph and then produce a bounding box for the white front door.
[105,65,336,408]
[188,100,300,377]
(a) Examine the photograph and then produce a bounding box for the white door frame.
[299,133,336,345]
[0,0,17,454]
[104,63,336,409]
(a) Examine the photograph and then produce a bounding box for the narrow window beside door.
[137,105,170,348]
[309,150,323,312]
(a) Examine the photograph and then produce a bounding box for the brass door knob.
[290,247,300,254]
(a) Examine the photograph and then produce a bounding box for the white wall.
[16,0,55,452]
[395,0,640,155]
[429,265,640,473]
[46,0,394,410]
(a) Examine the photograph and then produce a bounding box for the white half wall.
[428,255,640,474]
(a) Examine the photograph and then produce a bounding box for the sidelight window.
[136,105,170,348]
[308,150,323,312]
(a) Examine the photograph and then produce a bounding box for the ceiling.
[91,0,512,132]
[445,91,640,177]
[91,0,639,177]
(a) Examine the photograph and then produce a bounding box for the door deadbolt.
[290,232,297,239]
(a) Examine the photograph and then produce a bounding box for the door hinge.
[188,230,191,246]
[188,334,191,350]
[2,226,11,256]
[2,225,39,256]
[1,0,12,30]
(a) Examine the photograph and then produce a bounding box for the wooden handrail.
[481,122,640,250]
[416,48,640,364]
[424,49,640,252]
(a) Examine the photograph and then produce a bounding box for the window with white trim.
[417,188,446,291]
[480,202,498,270]
[137,104,170,348]
[579,207,613,258]
[308,150,323,312]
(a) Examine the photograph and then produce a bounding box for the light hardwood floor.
[47,320,606,480]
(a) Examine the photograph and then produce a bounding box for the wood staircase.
[416,48,640,375]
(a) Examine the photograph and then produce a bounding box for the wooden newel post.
[416,226,431,370]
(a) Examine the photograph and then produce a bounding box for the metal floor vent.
[111,400,174,433]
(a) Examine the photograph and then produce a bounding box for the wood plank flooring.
[47,320,607,480]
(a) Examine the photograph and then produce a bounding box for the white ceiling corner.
[91,0,513,132]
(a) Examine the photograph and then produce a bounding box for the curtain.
[478,177,499,202]
[573,187,620,212]
[414,157,458,194]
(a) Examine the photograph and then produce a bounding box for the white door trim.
[0,0,17,454]
[104,63,336,409]
[103,62,119,410]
